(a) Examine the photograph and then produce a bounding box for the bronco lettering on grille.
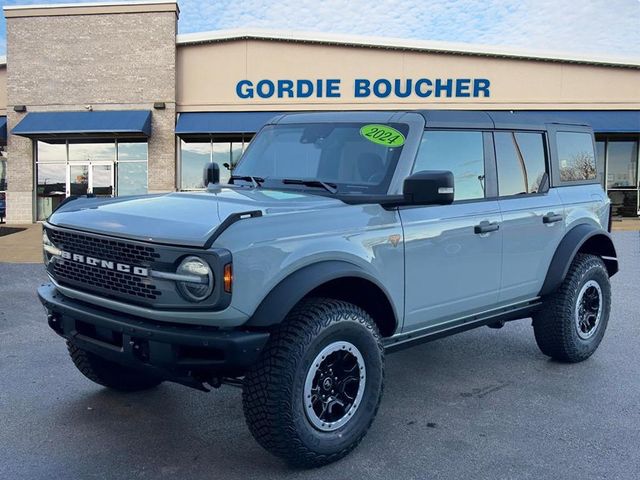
[59,250,149,277]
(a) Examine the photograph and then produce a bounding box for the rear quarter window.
[557,132,597,182]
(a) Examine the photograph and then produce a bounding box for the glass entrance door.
[90,163,114,197]
[605,139,639,217]
[68,164,89,196]
[66,163,114,197]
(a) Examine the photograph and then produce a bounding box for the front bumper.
[38,283,269,388]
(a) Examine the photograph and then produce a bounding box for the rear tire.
[533,254,611,363]
[242,298,384,468]
[67,341,163,392]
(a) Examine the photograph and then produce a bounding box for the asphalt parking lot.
[1,231,639,480]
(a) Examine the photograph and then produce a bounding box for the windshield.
[233,123,409,195]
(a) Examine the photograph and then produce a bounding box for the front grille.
[47,227,162,302]
[47,228,160,264]
[52,261,161,300]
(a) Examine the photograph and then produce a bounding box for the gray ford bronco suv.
[38,111,617,467]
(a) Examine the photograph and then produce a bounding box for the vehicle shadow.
[44,321,549,478]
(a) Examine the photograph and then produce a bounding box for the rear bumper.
[38,283,269,387]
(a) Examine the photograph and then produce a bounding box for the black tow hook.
[129,338,150,362]
[47,313,64,335]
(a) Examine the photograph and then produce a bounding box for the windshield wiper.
[230,175,264,188]
[281,178,338,194]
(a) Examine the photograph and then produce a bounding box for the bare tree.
[560,152,596,181]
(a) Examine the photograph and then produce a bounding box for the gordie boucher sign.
[236,78,491,100]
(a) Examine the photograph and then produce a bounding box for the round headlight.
[176,256,214,302]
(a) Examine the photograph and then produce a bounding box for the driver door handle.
[474,221,500,234]
[543,212,563,224]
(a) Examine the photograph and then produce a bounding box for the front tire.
[533,254,611,363]
[67,341,163,392]
[242,298,384,468]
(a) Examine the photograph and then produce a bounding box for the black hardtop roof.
[271,110,591,131]
[418,110,590,130]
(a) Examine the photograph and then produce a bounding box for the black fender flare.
[539,224,618,296]
[246,260,397,328]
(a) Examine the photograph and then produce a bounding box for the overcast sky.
[0,0,638,58]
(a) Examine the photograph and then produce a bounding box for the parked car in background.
[0,192,6,223]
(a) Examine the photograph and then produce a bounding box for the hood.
[48,187,344,247]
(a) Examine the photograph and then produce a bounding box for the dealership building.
[0,0,638,223]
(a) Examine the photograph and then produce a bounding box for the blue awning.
[0,116,7,144]
[176,112,281,136]
[11,110,152,138]
[489,110,640,133]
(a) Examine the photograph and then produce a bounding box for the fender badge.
[388,234,401,247]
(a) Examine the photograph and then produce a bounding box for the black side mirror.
[203,163,220,186]
[403,170,454,206]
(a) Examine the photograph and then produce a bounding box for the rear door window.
[494,132,547,196]
[414,131,485,201]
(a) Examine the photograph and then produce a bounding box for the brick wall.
[5,6,178,222]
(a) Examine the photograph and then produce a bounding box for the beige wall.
[5,4,178,223]
[176,40,640,112]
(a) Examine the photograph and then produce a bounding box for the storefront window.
[212,142,232,184]
[117,162,147,196]
[1,150,8,222]
[596,141,606,186]
[231,143,244,171]
[69,142,116,162]
[35,139,148,220]
[117,141,148,196]
[180,137,251,190]
[0,155,7,191]
[606,141,638,189]
[598,135,640,217]
[181,140,211,190]
[36,163,66,220]
[37,141,66,162]
[118,142,147,161]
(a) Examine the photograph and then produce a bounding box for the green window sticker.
[360,124,405,147]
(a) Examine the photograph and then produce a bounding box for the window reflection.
[36,163,66,220]
[0,158,7,191]
[414,131,485,201]
[35,139,148,219]
[69,164,89,196]
[596,141,606,186]
[118,142,148,161]
[37,141,66,163]
[180,138,251,190]
[557,132,596,182]
[606,141,637,189]
[212,143,232,184]
[69,142,115,162]
[117,162,147,196]
[181,140,211,190]
[495,132,546,196]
